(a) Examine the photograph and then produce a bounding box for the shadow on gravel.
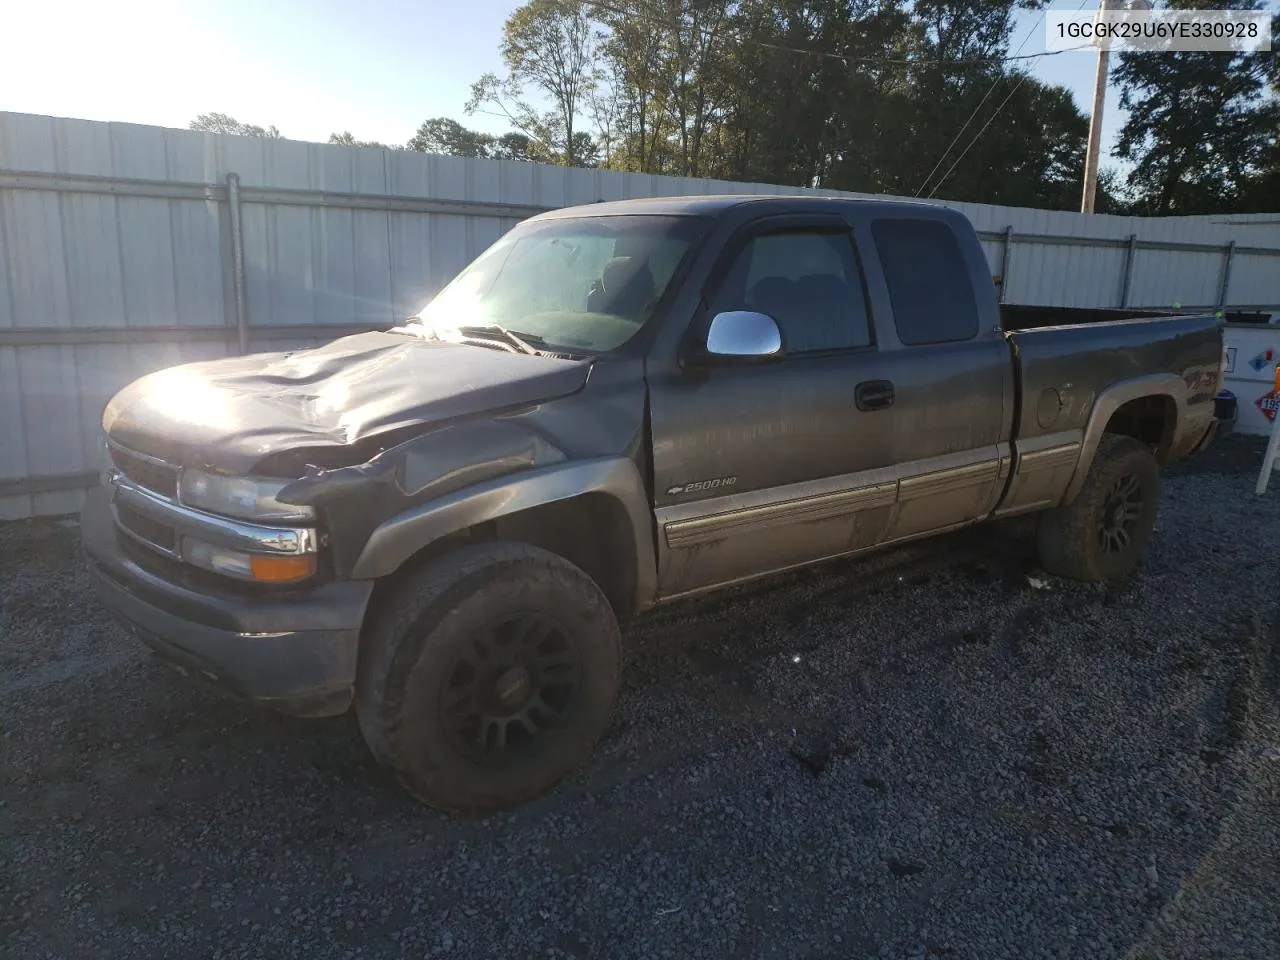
[1165,431,1266,478]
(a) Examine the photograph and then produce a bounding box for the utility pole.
[1081,0,1125,214]
[1081,0,1154,213]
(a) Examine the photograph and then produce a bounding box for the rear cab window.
[871,218,980,346]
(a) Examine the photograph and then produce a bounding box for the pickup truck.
[82,195,1227,812]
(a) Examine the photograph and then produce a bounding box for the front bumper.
[81,486,373,717]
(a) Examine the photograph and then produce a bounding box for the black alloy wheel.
[441,612,581,758]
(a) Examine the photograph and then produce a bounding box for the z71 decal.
[666,476,737,497]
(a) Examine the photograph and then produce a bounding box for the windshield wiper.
[387,317,428,338]
[395,319,555,356]
[455,324,543,356]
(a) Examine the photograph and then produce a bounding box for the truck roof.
[532,194,949,221]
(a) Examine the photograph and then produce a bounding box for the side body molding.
[349,456,658,608]
[1060,373,1188,505]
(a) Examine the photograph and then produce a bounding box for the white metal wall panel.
[61,194,123,326]
[1227,252,1280,309]
[979,238,1003,274]
[0,195,12,327]
[170,200,227,326]
[387,210,430,321]
[1217,219,1280,246]
[0,336,233,519]
[1003,240,1127,308]
[4,191,69,325]
[353,207,395,324]
[0,113,56,172]
[120,198,181,324]
[270,204,318,324]
[73,343,128,468]
[1,110,1278,518]
[1128,248,1222,310]
[0,347,28,481]
[18,344,85,480]
[240,198,273,329]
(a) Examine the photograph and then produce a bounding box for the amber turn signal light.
[249,554,316,583]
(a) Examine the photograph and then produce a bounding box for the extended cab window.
[872,218,979,346]
[709,228,872,353]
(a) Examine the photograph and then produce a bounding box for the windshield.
[413,215,705,353]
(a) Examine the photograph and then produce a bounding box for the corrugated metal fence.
[2,110,1279,519]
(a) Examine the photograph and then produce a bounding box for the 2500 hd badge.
[666,476,738,496]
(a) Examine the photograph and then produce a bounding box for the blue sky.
[3,0,1146,174]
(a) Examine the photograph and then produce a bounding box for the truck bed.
[1007,311,1224,462]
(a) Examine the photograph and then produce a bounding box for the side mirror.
[703,311,784,363]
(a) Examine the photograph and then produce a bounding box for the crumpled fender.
[273,418,571,580]
[271,357,654,607]
[347,455,655,607]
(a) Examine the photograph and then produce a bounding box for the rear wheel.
[356,542,622,813]
[1036,434,1161,582]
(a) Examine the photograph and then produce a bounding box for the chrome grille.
[116,503,178,553]
[103,445,318,571]
[106,441,181,556]
[108,442,179,499]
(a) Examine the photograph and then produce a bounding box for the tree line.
[188,113,556,162]
[190,0,1279,216]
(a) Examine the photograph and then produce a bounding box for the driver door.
[648,215,900,598]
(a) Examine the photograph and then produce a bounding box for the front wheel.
[355,542,622,813]
[1036,434,1161,582]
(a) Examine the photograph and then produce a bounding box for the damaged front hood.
[102,331,592,473]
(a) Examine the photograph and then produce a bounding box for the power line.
[914,0,1057,197]
[748,37,1091,67]
[927,73,1033,198]
[921,0,1097,199]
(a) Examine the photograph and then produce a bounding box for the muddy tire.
[355,542,621,813]
[1036,434,1161,582]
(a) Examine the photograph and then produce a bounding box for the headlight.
[182,537,316,583]
[179,470,315,522]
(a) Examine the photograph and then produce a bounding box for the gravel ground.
[3,434,1279,960]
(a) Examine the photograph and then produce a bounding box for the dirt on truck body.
[82,195,1230,812]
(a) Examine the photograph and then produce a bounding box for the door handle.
[855,379,895,412]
